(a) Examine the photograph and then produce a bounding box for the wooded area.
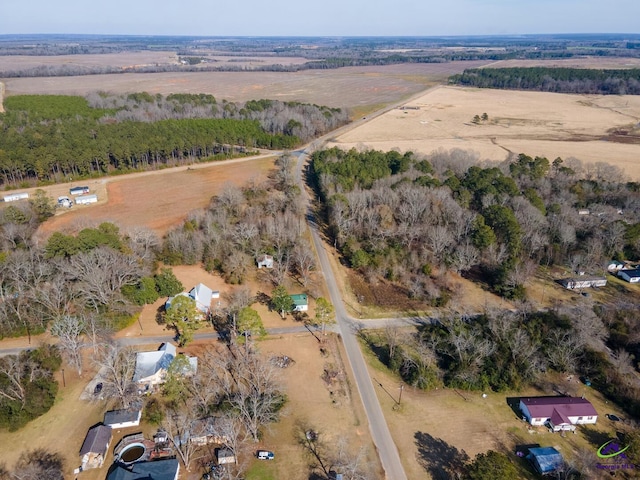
[0,93,347,188]
[450,67,640,94]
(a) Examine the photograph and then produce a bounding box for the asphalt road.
[295,147,408,480]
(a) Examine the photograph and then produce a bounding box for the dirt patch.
[35,155,276,240]
[329,85,640,180]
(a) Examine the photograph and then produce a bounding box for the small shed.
[618,269,640,283]
[70,186,90,195]
[79,424,112,470]
[75,194,98,205]
[257,254,274,269]
[216,448,236,465]
[527,446,563,475]
[104,407,142,429]
[291,293,308,312]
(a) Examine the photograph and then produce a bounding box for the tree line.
[450,67,640,94]
[311,147,640,303]
[0,93,348,188]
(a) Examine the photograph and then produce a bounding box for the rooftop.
[106,458,179,480]
[521,396,598,418]
[79,424,112,456]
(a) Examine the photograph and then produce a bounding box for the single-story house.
[166,283,218,315]
[106,458,179,480]
[560,276,607,290]
[618,269,640,283]
[79,424,112,470]
[173,417,229,447]
[291,293,308,312]
[256,254,274,269]
[133,343,197,388]
[520,396,598,431]
[527,446,564,475]
[104,407,142,429]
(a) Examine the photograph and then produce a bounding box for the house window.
[578,416,583,421]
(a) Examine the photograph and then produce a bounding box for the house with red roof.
[519,396,598,432]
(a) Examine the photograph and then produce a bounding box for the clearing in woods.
[329,85,640,180]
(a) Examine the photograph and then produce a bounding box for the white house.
[133,343,198,388]
[104,407,142,429]
[520,397,598,432]
[618,269,640,283]
[166,283,218,315]
[256,254,274,269]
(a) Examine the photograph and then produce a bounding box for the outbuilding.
[75,194,98,205]
[79,424,112,470]
[104,407,142,429]
[256,254,274,269]
[618,269,640,283]
[527,446,564,475]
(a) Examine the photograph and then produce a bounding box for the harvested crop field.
[35,155,276,240]
[328,85,640,179]
[484,56,640,70]
[0,51,180,71]
[2,61,490,111]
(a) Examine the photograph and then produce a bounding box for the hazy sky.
[2,0,639,36]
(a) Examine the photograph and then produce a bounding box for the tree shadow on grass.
[581,425,613,449]
[414,431,469,479]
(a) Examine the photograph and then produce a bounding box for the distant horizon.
[2,0,639,38]
[1,32,640,41]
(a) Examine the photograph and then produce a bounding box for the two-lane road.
[295,147,408,480]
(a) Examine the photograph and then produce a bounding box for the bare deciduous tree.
[50,315,85,375]
[94,343,137,408]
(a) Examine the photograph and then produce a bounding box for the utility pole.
[398,384,404,406]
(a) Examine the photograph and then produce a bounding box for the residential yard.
[361,339,632,479]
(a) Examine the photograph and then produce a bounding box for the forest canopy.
[0,93,348,188]
[449,67,640,94]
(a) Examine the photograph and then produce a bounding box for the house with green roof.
[290,293,308,312]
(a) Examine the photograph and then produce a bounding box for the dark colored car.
[94,382,103,394]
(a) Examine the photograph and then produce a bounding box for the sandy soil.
[328,85,640,180]
[2,61,489,111]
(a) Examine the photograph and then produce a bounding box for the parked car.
[94,382,103,394]
[256,450,274,460]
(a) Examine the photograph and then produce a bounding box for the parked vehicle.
[256,450,274,460]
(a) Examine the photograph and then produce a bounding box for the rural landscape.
[1,32,640,480]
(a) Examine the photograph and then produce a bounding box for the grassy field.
[329,85,640,180]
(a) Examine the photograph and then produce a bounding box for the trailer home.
[70,186,90,195]
[3,192,29,202]
[75,194,98,205]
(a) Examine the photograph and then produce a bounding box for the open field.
[364,345,631,480]
[1,61,489,111]
[34,154,277,240]
[328,85,640,180]
[0,52,312,72]
[484,56,640,70]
